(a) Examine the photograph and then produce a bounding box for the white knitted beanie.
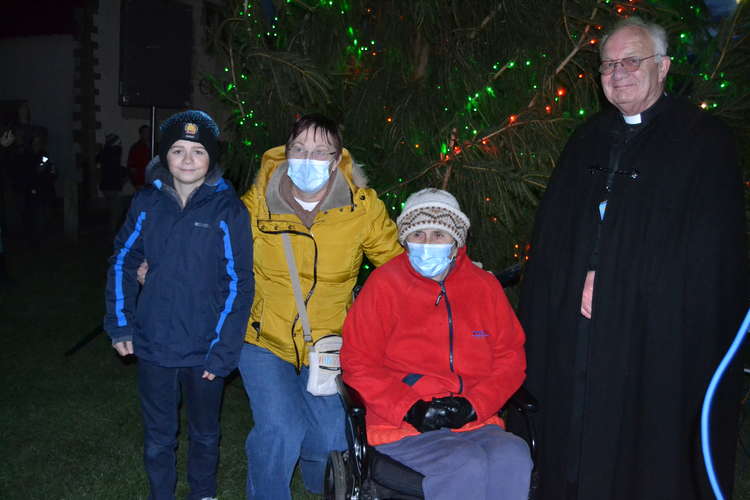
[396,188,471,247]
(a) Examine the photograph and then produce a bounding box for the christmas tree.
[207,0,749,273]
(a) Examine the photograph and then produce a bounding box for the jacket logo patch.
[194,222,210,228]
[471,330,490,337]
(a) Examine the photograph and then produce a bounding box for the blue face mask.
[287,158,331,193]
[406,242,455,278]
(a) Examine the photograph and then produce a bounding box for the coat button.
[288,225,293,230]
[274,225,279,230]
[360,195,365,200]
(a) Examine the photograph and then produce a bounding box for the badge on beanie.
[183,122,199,139]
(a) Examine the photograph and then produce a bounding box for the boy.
[104,110,253,500]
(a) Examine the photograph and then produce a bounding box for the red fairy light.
[545,105,552,114]
[509,114,518,123]
[557,88,566,97]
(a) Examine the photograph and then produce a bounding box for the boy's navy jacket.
[104,162,254,377]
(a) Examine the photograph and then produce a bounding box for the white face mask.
[406,242,455,278]
[287,158,331,194]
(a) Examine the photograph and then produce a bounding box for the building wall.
[0,35,76,182]
[94,0,228,155]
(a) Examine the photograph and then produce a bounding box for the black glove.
[404,397,477,432]
[428,396,477,429]
[404,399,431,431]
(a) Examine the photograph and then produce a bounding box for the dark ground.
[0,204,748,499]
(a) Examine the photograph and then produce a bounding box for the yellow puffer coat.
[241,145,403,368]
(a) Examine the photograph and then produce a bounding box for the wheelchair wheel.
[324,450,348,500]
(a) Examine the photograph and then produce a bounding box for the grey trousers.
[376,425,532,500]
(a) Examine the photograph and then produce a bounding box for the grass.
[0,223,319,500]
[1,219,749,499]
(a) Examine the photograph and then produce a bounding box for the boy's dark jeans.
[137,359,224,500]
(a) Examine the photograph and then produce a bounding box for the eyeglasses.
[287,145,337,161]
[598,54,660,75]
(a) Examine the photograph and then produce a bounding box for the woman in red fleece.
[341,188,532,500]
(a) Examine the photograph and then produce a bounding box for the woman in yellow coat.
[238,114,402,499]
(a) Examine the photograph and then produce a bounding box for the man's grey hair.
[600,17,669,63]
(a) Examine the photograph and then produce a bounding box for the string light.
[217,0,741,269]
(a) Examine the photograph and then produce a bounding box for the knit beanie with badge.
[158,110,220,168]
[396,188,471,247]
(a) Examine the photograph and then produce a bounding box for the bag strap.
[281,233,313,345]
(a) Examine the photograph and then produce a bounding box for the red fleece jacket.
[341,248,526,446]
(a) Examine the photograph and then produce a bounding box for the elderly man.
[519,17,747,500]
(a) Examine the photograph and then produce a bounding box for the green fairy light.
[243,139,252,146]
[441,143,448,154]
[486,86,495,97]
[578,108,586,116]
[224,67,229,72]
[398,178,403,182]
[472,129,477,135]
[400,202,406,208]
[227,83,235,91]
[525,60,532,66]
[507,61,516,68]
[719,81,729,89]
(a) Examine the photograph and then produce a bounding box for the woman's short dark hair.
[285,114,343,158]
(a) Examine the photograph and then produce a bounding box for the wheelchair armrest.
[336,374,366,418]
[493,262,523,289]
[506,386,538,413]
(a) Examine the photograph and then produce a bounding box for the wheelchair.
[324,375,539,500]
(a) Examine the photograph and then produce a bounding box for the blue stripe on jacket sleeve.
[114,211,147,326]
[209,220,239,353]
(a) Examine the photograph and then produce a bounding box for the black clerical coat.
[518,95,747,500]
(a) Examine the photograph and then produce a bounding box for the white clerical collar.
[294,197,319,212]
[623,113,642,125]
